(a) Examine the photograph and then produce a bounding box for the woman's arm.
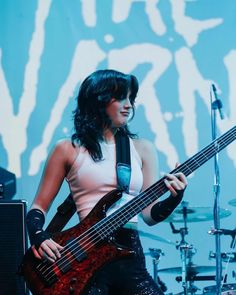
[31,140,75,212]
[133,139,188,226]
[27,140,77,262]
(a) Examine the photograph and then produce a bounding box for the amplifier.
[0,200,29,295]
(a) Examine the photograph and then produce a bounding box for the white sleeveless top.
[66,139,143,223]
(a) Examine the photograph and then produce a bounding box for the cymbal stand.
[209,226,236,283]
[149,248,164,284]
[184,248,200,295]
[149,248,167,293]
[170,201,190,295]
[210,83,224,294]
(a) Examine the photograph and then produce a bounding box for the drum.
[203,283,236,294]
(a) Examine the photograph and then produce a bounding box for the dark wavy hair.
[72,69,139,161]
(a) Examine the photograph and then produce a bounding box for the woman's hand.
[32,239,64,263]
[164,163,188,197]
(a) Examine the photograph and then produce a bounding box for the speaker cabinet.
[0,200,29,295]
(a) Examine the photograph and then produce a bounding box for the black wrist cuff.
[26,208,47,247]
[151,190,184,223]
[31,231,51,249]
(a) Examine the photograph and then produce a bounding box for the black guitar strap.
[46,130,131,234]
[115,129,131,193]
[46,193,76,233]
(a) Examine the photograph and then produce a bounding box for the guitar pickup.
[70,242,87,262]
[56,240,87,274]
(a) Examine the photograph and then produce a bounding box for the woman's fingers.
[39,242,57,261]
[38,245,56,263]
[48,239,64,258]
[164,172,188,196]
[164,179,181,196]
[32,239,64,262]
[51,239,64,250]
[166,172,188,186]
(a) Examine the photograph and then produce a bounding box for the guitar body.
[21,190,134,295]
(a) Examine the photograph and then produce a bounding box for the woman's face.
[105,95,132,128]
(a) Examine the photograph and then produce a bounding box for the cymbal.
[164,206,231,223]
[138,230,176,245]
[158,264,216,275]
[228,199,236,207]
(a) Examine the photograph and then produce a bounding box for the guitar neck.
[97,125,236,236]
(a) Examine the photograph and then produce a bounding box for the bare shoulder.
[132,138,156,157]
[52,139,78,166]
[53,139,73,153]
[132,138,158,182]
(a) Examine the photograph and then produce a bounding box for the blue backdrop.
[1,0,236,293]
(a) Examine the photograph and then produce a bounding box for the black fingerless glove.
[26,208,51,249]
[150,190,184,223]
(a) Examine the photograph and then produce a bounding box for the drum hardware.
[159,265,217,275]
[169,222,188,246]
[148,248,164,281]
[210,82,225,295]
[208,227,236,291]
[175,275,200,295]
[163,201,232,294]
[159,263,223,293]
[176,274,218,282]
[209,250,236,263]
[168,201,199,294]
[202,283,236,294]
[166,201,230,294]
[208,227,236,248]
[147,248,167,293]
[140,230,176,292]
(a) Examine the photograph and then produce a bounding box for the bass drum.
[203,283,236,294]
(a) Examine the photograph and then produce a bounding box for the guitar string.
[42,133,236,284]
[40,129,236,281]
[39,128,236,281]
[44,125,235,262]
[47,125,235,262]
[49,126,234,260]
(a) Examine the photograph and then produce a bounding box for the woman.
[26,69,188,294]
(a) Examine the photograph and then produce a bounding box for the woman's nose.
[124,98,132,108]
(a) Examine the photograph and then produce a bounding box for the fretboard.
[95,125,236,238]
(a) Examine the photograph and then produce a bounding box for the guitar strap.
[46,130,131,234]
[46,193,76,233]
[115,129,131,193]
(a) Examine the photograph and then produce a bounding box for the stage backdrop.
[1,0,236,293]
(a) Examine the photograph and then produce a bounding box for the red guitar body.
[21,190,133,295]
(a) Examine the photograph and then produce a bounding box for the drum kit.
[143,198,236,295]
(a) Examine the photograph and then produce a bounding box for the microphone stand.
[210,84,223,295]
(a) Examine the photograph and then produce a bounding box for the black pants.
[85,228,165,295]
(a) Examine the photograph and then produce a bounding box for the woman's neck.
[103,128,117,144]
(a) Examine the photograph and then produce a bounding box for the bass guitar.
[21,125,236,295]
